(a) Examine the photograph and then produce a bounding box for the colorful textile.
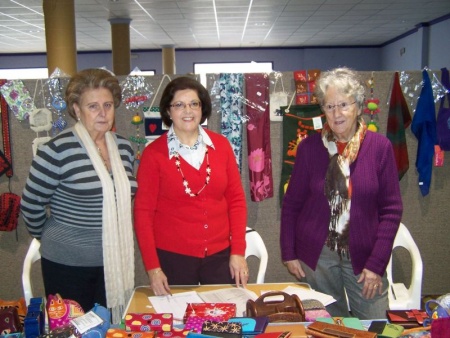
[279,104,325,204]
[245,73,273,202]
[436,67,450,151]
[387,72,412,180]
[411,70,437,196]
[219,73,244,172]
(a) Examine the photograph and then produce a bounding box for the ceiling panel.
[0,0,448,53]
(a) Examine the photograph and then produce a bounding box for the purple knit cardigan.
[280,131,403,276]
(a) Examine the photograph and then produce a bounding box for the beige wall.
[1,71,449,302]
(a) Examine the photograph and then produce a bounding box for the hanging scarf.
[73,122,134,324]
[322,117,367,258]
[219,73,244,172]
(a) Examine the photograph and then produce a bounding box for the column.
[416,23,430,69]
[43,0,77,76]
[109,18,132,76]
[162,45,176,75]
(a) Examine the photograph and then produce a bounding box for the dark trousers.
[157,247,234,285]
[41,257,107,312]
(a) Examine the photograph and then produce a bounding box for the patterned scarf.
[74,122,134,324]
[322,117,366,258]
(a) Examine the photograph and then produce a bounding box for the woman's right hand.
[148,268,171,296]
[284,259,306,280]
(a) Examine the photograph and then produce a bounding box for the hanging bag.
[436,67,450,151]
[269,74,288,121]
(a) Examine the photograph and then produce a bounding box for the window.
[0,68,48,80]
[194,62,273,86]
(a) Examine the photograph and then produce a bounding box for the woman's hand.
[284,259,306,280]
[229,254,249,288]
[148,268,171,296]
[358,268,382,299]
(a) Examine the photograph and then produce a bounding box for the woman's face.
[168,89,202,136]
[73,87,115,139]
[323,86,361,142]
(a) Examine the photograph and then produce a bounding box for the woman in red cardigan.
[134,77,248,296]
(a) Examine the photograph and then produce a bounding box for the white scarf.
[74,122,134,324]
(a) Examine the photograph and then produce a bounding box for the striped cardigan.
[20,128,137,266]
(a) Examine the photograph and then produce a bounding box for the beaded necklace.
[174,149,211,197]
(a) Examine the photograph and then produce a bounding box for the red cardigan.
[134,130,247,271]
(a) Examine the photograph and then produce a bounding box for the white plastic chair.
[245,227,268,284]
[386,222,423,310]
[22,238,41,306]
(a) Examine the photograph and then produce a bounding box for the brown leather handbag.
[246,291,305,322]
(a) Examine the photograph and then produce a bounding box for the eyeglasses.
[169,100,202,111]
[321,101,356,113]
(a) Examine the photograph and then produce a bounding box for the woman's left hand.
[358,268,383,299]
[229,254,249,288]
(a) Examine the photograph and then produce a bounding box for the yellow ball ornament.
[367,122,378,132]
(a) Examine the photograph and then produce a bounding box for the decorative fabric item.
[386,72,412,180]
[44,72,69,135]
[0,79,35,121]
[184,303,236,332]
[0,298,27,325]
[46,293,85,330]
[0,307,21,334]
[411,70,437,196]
[73,121,134,324]
[201,320,242,338]
[0,192,21,232]
[279,103,325,204]
[322,117,367,258]
[81,304,111,338]
[121,70,154,161]
[269,74,288,121]
[364,72,380,132]
[437,67,450,151]
[0,150,11,177]
[228,317,269,336]
[125,313,173,332]
[106,328,155,338]
[302,299,331,322]
[293,69,320,105]
[219,73,244,172]
[1,80,13,178]
[245,73,273,202]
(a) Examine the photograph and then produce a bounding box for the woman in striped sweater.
[21,69,137,323]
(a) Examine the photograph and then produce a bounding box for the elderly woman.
[134,76,248,296]
[280,67,403,319]
[21,68,137,322]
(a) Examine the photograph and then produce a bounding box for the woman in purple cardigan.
[280,67,403,319]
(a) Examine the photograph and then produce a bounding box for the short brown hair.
[65,68,122,120]
[159,76,212,127]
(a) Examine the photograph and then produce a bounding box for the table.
[125,282,311,314]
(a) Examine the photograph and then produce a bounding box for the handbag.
[201,320,242,338]
[47,294,85,330]
[0,298,27,326]
[0,307,22,334]
[246,291,305,323]
[305,321,376,338]
[0,192,21,232]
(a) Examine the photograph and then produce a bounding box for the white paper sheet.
[148,291,204,322]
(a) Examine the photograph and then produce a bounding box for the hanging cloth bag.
[269,74,288,121]
[437,67,450,151]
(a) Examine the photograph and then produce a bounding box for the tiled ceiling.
[0,0,449,54]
